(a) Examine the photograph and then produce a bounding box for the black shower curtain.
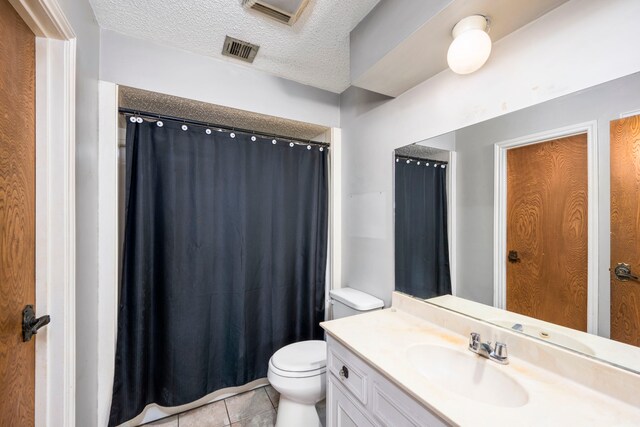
[109,118,328,426]
[395,158,451,299]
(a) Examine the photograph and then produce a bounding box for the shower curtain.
[395,157,451,299]
[109,118,328,426]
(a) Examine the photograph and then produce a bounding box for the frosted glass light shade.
[447,15,492,75]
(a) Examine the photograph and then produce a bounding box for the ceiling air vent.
[241,0,310,26]
[222,36,260,63]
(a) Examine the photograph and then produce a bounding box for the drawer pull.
[340,365,349,379]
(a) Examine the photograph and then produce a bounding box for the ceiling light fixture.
[447,15,492,75]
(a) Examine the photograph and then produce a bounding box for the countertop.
[321,302,640,426]
[429,294,640,374]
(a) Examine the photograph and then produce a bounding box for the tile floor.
[142,385,326,427]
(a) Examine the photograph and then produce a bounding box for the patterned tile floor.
[142,385,326,427]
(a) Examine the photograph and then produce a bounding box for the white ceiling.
[88,0,380,93]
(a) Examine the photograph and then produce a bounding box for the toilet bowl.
[268,288,384,427]
[268,340,327,427]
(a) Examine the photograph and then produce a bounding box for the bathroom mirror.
[393,71,640,374]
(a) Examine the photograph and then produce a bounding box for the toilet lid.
[271,340,327,372]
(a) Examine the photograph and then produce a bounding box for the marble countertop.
[321,296,640,426]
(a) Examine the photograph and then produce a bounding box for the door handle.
[22,305,50,342]
[613,263,639,282]
[508,250,520,263]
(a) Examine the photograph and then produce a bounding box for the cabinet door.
[328,376,376,427]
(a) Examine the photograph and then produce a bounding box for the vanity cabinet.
[328,379,376,427]
[326,336,448,427]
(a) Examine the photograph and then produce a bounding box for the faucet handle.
[491,342,509,364]
[469,332,481,350]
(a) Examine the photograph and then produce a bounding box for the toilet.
[268,287,384,427]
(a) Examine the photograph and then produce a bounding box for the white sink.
[489,319,595,356]
[407,344,529,408]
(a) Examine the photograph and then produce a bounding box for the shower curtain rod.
[119,108,330,147]
[395,154,448,164]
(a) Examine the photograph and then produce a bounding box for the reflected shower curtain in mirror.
[109,118,328,426]
[395,158,451,299]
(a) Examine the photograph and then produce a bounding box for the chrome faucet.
[468,332,509,364]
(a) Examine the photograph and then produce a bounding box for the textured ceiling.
[395,143,450,161]
[119,86,329,141]
[89,0,380,93]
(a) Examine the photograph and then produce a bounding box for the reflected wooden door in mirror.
[506,134,588,331]
[610,114,640,347]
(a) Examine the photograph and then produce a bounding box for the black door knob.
[508,250,520,263]
[22,305,50,342]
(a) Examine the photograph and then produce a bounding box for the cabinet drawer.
[372,383,421,427]
[371,377,448,427]
[327,338,369,405]
[328,376,377,427]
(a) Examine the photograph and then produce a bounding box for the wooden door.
[610,115,640,346]
[506,134,588,331]
[0,1,36,425]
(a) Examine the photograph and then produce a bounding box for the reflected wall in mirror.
[393,71,640,373]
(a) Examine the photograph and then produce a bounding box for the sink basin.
[407,344,529,408]
[489,319,595,356]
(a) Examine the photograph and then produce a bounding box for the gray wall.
[454,72,640,336]
[57,0,101,424]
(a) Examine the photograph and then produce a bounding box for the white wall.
[56,0,101,425]
[340,0,640,306]
[99,30,340,128]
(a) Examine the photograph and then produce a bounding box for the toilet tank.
[329,287,384,319]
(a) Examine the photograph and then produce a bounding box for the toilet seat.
[269,340,327,378]
[269,360,325,378]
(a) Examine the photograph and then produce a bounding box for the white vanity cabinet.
[326,336,448,427]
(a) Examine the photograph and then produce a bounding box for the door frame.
[493,121,598,334]
[97,81,119,427]
[8,0,77,425]
[620,109,640,119]
[448,151,457,296]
